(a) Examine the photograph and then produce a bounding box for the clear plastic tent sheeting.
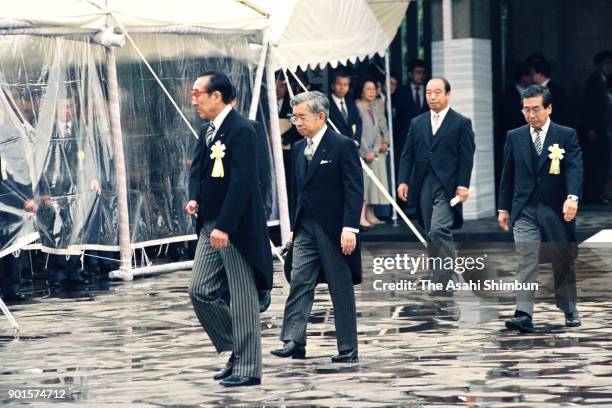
[0,75,39,258]
[0,31,279,258]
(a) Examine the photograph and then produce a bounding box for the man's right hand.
[397,183,409,202]
[498,211,510,232]
[365,152,376,162]
[185,200,198,215]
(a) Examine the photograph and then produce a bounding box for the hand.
[563,198,578,222]
[379,143,389,154]
[184,200,198,215]
[455,187,469,203]
[340,230,357,255]
[23,199,37,213]
[498,211,510,232]
[288,231,293,243]
[210,229,229,249]
[90,180,101,196]
[397,183,409,202]
[365,152,376,162]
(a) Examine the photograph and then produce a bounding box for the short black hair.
[332,71,351,84]
[408,59,426,73]
[594,50,612,65]
[521,84,552,108]
[197,70,235,104]
[531,59,551,78]
[428,77,451,93]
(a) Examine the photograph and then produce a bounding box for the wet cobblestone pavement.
[1,242,612,407]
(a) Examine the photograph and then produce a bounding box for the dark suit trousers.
[188,220,262,378]
[512,204,577,316]
[280,215,358,352]
[419,171,456,282]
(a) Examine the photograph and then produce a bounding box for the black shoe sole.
[220,379,261,387]
[270,350,306,359]
[566,321,582,327]
[505,320,534,333]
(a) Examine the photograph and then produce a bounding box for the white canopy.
[251,0,409,71]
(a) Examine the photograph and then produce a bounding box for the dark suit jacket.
[546,80,573,128]
[288,128,363,285]
[397,109,475,229]
[393,84,429,164]
[498,122,583,241]
[328,96,363,146]
[188,109,273,290]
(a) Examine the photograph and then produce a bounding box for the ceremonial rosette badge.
[210,141,226,178]
[548,143,565,175]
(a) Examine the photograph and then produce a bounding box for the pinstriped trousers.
[280,216,358,352]
[188,220,262,379]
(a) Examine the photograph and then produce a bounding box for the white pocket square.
[320,160,332,164]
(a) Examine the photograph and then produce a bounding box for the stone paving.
[1,242,612,407]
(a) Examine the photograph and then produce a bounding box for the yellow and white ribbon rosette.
[547,143,565,175]
[210,141,226,178]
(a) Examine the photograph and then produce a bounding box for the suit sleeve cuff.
[567,195,579,201]
[497,209,509,213]
[343,227,360,234]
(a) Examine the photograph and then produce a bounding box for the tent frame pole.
[384,52,398,225]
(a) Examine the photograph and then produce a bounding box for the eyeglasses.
[521,106,544,114]
[191,89,210,98]
[289,113,317,124]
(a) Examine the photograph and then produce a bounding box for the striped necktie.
[205,122,216,147]
[534,128,543,155]
[304,139,314,162]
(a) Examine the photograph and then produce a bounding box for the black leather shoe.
[258,290,271,313]
[213,353,235,381]
[565,312,582,327]
[270,341,306,359]
[331,349,358,363]
[219,375,261,387]
[505,314,534,333]
[2,293,27,303]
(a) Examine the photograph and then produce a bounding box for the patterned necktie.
[432,113,440,135]
[205,122,216,147]
[534,128,543,155]
[414,86,421,114]
[340,100,348,122]
[304,139,314,162]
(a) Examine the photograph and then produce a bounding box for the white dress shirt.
[305,124,359,234]
[331,94,348,116]
[208,104,232,141]
[430,105,450,135]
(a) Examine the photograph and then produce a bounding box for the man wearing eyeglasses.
[270,91,363,363]
[185,71,272,387]
[498,84,583,333]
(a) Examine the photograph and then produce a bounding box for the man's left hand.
[455,187,469,203]
[340,230,357,256]
[563,198,578,222]
[210,229,229,249]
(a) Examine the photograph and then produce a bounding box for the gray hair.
[290,91,329,119]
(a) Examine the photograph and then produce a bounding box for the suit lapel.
[303,129,333,186]
[430,109,453,150]
[518,127,535,174]
[296,140,308,189]
[538,122,559,172]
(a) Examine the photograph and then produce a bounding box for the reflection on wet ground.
[1,242,612,406]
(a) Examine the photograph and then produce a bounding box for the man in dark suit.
[185,71,272,387]
[580,50,612,203]
[328,73,362,145]
[530,59,572,128]
[270,91,363,363]
[498,85,583,332]
[397,77,475,286]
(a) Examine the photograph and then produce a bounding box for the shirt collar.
[431,105,450,122]
[331,94,345,106]
[530,117,551,135]
[542,78,551,87]
[211,104,232,130]
[308,125,328,150]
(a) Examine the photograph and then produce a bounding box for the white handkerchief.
[320,160,332,165]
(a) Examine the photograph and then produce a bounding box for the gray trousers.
[419,172,456,281]
[513,204,577,317]
[280,216,358,352]
[188,220,262,378]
